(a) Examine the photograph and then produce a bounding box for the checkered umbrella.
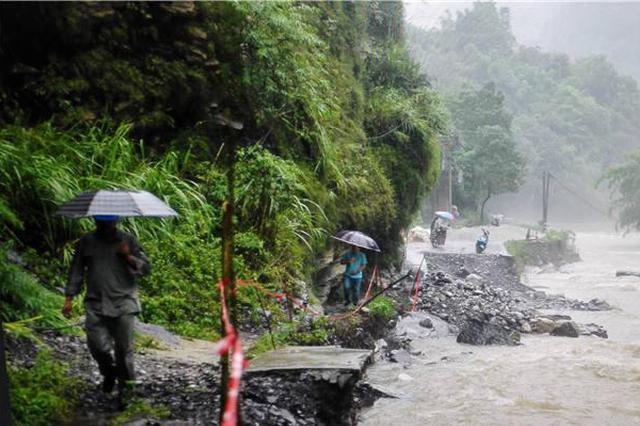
[435,211,456,221]
[55,190,178,218]
[332,230,381,252]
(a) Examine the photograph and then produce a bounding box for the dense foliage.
[0,250,66,332]
[450,83,525,221]
[509,3,640,82]
[0,2,444,339]
[601,151,640,231]
[9,351,80,426]
[408,2,640,213]
[0,123,325,338]
[366,295,397,321]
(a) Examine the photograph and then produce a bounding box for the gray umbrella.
[332,230,381,252]
[55,190,178,218]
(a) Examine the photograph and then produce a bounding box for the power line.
[547,172,609,217]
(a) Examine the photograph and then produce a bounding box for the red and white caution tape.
[411,258,425,312]
[410,270,421,312]
[237,279,322,316]
[217,278,247,426]
[214,266,391,424]
[363,264,379,301]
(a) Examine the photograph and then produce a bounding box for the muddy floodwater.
[362,225,640,426]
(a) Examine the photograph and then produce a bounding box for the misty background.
[406,1,640,81]
[405,1,640,224]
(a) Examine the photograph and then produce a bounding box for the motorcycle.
[430,219,448,248]
[475,228,490,254]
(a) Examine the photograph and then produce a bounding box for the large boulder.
[579,323,608,339]
[456,318,520,346]
[519,321,532,334]
[587,298,611,311]
[419,317,434,329]
[313,251,344,305]
[531,318,556,334]
[551,321,580,338]
[389,349,412,365]
[408,226,430,243]
[542,314,572,321]
[465,273,483,286]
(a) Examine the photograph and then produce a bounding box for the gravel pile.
[7,329,374,425]
[532,294,612,311]
[413,252,610,343]
[416,270,536,334]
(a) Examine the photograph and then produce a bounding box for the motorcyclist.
[476,228,490,254]
[430,216,449,248]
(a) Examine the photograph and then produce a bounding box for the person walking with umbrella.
[57,190,176,404]
[429,209,458,248]
[333,230,380,306]
[340,245,367,306]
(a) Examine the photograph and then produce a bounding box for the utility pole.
[542,171,550,228]
[0,323,11,426]
[213,112,243,425]
[447,153,453,212]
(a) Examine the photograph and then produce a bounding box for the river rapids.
[361,224,640,426]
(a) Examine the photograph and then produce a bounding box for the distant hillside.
[509,2,640,82]
[405,2,640,82]
[407,3,640,221]
[0,1,445,341]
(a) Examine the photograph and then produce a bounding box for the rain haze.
[361,3,640,425]
[406,0,640,224]
[406,1,640,80]
[2,2,640,425]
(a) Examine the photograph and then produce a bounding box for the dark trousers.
[343,275,362,305]
[85,309,135,387]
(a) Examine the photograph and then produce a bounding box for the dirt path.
[406,224,529,265]
[144,331,258,365]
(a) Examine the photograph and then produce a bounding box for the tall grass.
[0,123,223,337]
[9,351,80,426]
[0,251,66,332]
[0,122,216,255]
[0,123,327,338]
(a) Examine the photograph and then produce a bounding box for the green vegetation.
[449,83,525,222]
[248,297,401,357]
[506,228,576,271]
[111,400,170,426]
[0,3,449,425]
[9,351,81,426]
[504,240,534,273]
[247,315,334,358]
[0,123,228,339]
[409,3,640,213]
[543,229,573,243]
[0,2,444,341]
[135,334,166,351]
[601,151,640,231]
[366,295,396,321]
[0,246,68,334]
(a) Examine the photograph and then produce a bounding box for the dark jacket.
[66,231,150,317]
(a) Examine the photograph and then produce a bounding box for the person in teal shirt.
[340,245,367,306]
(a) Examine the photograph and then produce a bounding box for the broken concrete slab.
[247,346,372,374]
[616,270,640,278]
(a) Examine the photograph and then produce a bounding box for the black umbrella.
[332,230,381,252]
[55,190,178,218]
